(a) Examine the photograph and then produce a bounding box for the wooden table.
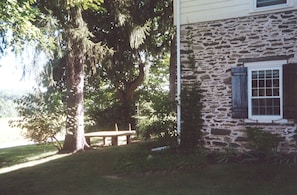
[85,130,136,146]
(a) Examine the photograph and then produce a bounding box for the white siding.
[174,0,297,24]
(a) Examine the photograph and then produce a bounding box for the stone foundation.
[181,10,297,153]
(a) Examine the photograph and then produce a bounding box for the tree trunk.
[118,63,145,124]
[61,5,89,153]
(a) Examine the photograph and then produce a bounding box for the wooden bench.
[85,124,136,146]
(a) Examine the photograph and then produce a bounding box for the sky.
[0,49,47,91]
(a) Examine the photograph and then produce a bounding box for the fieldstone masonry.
[180,10,297,153]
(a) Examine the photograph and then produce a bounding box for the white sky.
[0,49,47,91]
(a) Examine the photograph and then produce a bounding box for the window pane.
[257,0,287,8]
[252,71,258,79]
[259,71,265,78]
[249,67,281,117]
[266,89,272,96]
[273,98,280,107]
[252,80,258,88]
[259,89,265,96]
[273,88,279,96]
[266,70,272,78]
[273,79,279,87]
[252,89,258,96]
[253,99,259,106]
[273,70,279,78]
[274,107,280,115]
[259,106,266,115]
[266,98,272,106]
[266,79,272,87]
[273,98,280,115]
[252,97,281,115]
[252,99,259,115]
[259,79,265,87]
[267,107,273,115]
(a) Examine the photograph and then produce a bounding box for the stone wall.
[180,10,297,153]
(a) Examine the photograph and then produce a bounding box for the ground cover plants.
[1,142,297,194]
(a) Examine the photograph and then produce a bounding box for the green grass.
[0,144,58,168]
[0,143,297,194]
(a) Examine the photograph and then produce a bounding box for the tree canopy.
[83,0,174,126]
[2,0,176,152]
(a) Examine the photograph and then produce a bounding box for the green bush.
[180,83,203,149]
[246,127,281,154]
[179,26,204,150]
[10,89,66,150]
[141,118,177,146]
[137,93,177,146]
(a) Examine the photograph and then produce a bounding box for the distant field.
[0,118,32,148]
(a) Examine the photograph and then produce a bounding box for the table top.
[85,130,136,137]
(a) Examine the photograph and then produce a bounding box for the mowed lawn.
[0,142,297,195]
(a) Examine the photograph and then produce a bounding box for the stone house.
[174,0,297,152]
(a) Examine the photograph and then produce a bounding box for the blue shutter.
[232,67,248,118]
[283,64,297,119]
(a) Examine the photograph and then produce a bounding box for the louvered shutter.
[232,67,248,118]
[283,63,297,119]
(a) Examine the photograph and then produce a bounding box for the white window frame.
[250,0,293,13]
[245,60,286,122]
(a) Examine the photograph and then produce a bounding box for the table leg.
[111,136,118,146]
[126,135,131,144]
[103,137,106,146]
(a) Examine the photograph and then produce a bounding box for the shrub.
[137,93,177,146]
[10,89,66,150]
[180,83,203,149]
[141,118,177,146]
[179,26,204,150]
[246,127,281,154]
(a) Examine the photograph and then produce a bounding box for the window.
[256,0,287,8]
[232,61,297,122]
[251,0,292,12]
[246,61,283,121]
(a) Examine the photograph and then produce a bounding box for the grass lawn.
[0,142,297,195]
[0,144,58,168]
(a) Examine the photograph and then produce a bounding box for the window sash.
[246,61,285,121]
[251,69,281,116]
[256,0,287,8]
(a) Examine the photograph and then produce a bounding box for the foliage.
[0,99,17,118]
[134,53,176,146]
[84,0,174,126]
[246,127,281,154]
[0,90,22,118]
[33,0,112,152]
[0,0,45,52]
[179,26,204,150]
[137,92,177,146]
[180,83,204,149]
[10,82,66,150]
[86,52,172,131]
[207,149,297,165]
[140,117,177,146]
[1,0,173,152]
